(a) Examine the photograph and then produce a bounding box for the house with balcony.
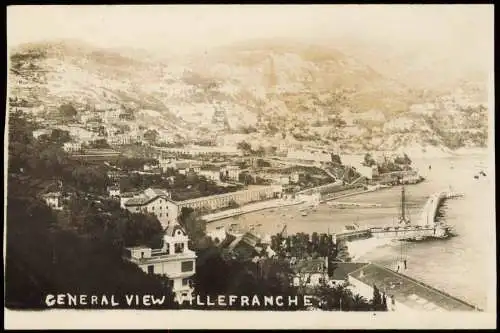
[124,224,197,301]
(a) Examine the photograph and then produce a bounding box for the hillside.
[7,39,489,153]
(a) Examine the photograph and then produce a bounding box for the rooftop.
[200,166,221,172]
[42,191,62,198]
[349,263,478,311]
[165,224,187,237]
[175,185,282,205]
[292,258,327,274]
[330,262,370,281]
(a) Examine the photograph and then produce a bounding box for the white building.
[124,224,197,301]
[220,165,241,181]
[108,186,121,198]
[165,185,283,225]
[278,175,290,185]
[162,160,202,174]
[107,134,132,146]
[198,168,221,182]
[42,192,64,211]
[122,188,173,227]
[32,129,51,139]
[63,142,82,153]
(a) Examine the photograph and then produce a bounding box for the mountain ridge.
[8,39,489,153]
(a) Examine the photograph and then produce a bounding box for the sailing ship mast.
[400,186,410,224]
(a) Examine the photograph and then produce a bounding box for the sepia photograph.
[4,4,496,329]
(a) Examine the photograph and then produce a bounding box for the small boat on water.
[301,211,308,217]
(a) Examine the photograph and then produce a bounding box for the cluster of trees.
[187,227,382,311]
[236,141,267,157]
[143,129,159,144]
[88,138,111,149]
[64,193,164,249]
[6,191,176,309]
[113,156,158,171]
[59,103,78,119]
[9,112,112,195]
[6,112,176,308]
[363,152,413,174]
[270,232,339,260]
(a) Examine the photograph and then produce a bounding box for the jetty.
[335,189,463,241]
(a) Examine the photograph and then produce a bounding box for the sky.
[8,5,494,57]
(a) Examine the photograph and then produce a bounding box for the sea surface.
[208,152,495,310]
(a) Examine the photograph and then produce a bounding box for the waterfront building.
[42,192,64,211]
[347,263,478,312]
[164,185,284,225]
[124,224,197,301]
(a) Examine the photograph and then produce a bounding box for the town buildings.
[291,258,328,287]
[160,159,202,174]
[124,224,197,301]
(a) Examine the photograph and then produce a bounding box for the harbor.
[207,154,493,310]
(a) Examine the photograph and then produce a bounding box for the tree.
[331,153,342,165]
[372,285,387,311]
[59,103,77,119]
[363,153,377,167]
[237,141,252,155]
[178,207,208,251]
[5,190,176,309]
[50,129,72,146]
[144,129,159,144]
[89,139,110,149]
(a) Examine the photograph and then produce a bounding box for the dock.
[334,190,463,241]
